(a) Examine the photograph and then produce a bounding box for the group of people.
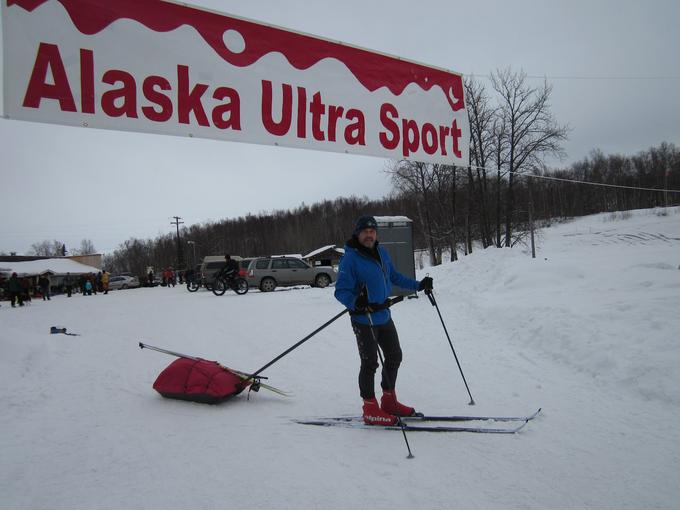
[3,272,32,307]
[2,272,54,306]
[1,271,111,306]
[62,271,110,297]
[159,267,183,287]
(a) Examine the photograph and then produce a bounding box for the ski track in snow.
[1,207,679,509]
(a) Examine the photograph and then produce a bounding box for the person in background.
[224,254,239,282]
[85,277,93,296]
[38,273,51,301]
[64,272,74,297]
[101,270,110,294]
[20,277,31,304]
[334,215,434,426]
[0,274,6,306]
[184,266,195,287]
[8,272,24,307]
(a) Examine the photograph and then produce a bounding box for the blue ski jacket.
[334,238,420,325]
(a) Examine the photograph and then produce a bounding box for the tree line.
[100,140,678,277]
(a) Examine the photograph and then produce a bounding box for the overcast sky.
[2,0,679,255]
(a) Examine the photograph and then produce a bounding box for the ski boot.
[380,390,416,417]
[362,398,398,426]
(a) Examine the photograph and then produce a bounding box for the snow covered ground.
[2,207,679,510]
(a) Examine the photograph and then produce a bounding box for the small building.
[0,258,103,294]
[303,245,344,267]
[67,254,103,270]
[374,216,416,297]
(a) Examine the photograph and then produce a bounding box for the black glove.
[419,276,433,292]
[354,296,391,314]
[354,292,369,313]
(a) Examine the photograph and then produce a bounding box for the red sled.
[153,357,250,404]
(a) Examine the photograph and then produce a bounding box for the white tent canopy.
[0,258,101,277]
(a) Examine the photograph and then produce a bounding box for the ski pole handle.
[425,289,436,306]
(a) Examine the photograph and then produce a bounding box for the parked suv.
[246,257,336,292]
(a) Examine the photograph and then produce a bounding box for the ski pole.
[365,310,415,459]
[138,342,271,379]
[246,298,404,382]
[425,289,476,406]
[243,308,349,383]
[139,342,199,360]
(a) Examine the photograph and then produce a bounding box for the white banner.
[2,0,469,165]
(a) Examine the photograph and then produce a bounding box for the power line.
[466,164,680,194]
[466,73,680,81]
[527,75,680,81]
[517,171,680,194]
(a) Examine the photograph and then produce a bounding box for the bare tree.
[29,239,64,257]
[492,116,510,247]
[73,238,97,255]
[386,160,439,265]
[429,164,459,261]
[491,68,569,246]
[465,77,496,248]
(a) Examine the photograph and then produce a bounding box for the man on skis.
[334,216,433,425]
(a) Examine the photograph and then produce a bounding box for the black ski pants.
[352,319,402,400]
[10,291,23,307]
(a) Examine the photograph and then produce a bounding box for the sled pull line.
[242,308,349,384]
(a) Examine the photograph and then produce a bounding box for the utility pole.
[665,166,670,210]
[187,240,197,269]
[171,216,184,269]
[528,177,536,259]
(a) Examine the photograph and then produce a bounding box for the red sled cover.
[153,357,249,404]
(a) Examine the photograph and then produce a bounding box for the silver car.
[246,257,336,292]
[108,275,140,290]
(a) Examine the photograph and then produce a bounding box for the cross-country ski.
[316,407,542,424]
[294,417,531,434]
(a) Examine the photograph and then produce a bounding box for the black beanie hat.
[353,215,378,236]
